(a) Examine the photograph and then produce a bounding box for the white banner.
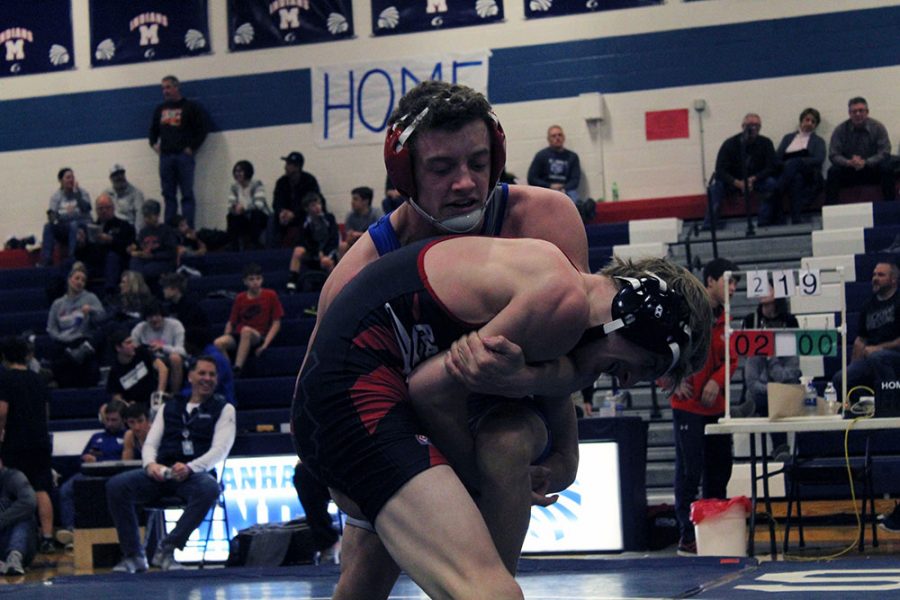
[312,51,490,148]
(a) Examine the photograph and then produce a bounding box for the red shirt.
[670,309,738,416]
[228,288,284,336]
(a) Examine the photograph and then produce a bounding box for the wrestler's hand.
[444,333,526,396]
[529,465,559,507]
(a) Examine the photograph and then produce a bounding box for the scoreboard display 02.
[730,329,838,358]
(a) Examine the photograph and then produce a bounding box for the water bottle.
[824,382,838,414]
[611,182,620,201]
[804,381,818,416]
[599,391,616,417]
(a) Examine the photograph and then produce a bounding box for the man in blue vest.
[106,356,235,573]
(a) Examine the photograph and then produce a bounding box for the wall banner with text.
[372,1,503,37]
[228,0,353,52]
[89,0,210,67]
[312,51,490,148]
[525,0,661,20]
[0,0,74,78]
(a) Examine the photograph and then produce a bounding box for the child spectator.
[339,186,380,258]
[122,402,152,461]
[285,192,339,293]
[131,300,186,393]
[106,328,168,406]
[168,214,206,266]
[128,200,178,292]
[214,263,283,375]
[161,272,210,352]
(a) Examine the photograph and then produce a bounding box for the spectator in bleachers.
[39,168,92,267]
[272,151,321,248]
[736,286,802,460]
[168,214,206,266]
[670,257,739,556]
[226,160,270,251]
[122,402,152,461]
[47,262,105,388]
[107,328,167,406]
[702,114,777,230]
[0,336,56,555]
[381,175,404,214]
[129,200,178,293]
[106,356,235,573]
[285,192,339,293]
[74,193,136,299]
[104,270,153,329]
[0,461,37,575]
[160,272,210,353]
[131,300,187,394]
[214,263,283,376]
[339,186,380,259]
[768,108,827,225]
[826,96,896,203]
[149,75,208,228]
[527,125,582,203]
[104,164,146,232]
[833,260,900,405]
[55,399,127,546]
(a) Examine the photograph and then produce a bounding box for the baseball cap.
[281,151,304,165]
[109,164,126,176]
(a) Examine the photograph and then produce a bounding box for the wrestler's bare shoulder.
[503,185,589,271]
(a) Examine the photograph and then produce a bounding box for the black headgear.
[578,273,692,377]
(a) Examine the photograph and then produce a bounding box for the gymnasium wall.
[1,0,898,242]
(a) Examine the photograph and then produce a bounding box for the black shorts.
[2,447,54,492]
[294,371,447,524]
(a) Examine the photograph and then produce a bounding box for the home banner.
[0,0,74,77]
[372,0,503,37]
[89,0,210,67]
[524,0,661,19]
[312,51,490,147]
[228,0,353,51]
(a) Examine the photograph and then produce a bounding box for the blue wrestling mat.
[3,556,898,599]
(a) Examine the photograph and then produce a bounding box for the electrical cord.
[783,386,875,561]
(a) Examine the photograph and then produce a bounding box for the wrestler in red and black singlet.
[292,237,482,523]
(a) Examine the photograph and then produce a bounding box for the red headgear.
[383,105,507,199]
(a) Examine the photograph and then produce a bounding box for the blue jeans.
[704,176,778,228]
[41,220,84,265]
[833,349,900,399]
[106,469,219,557]
[0,517,36,565]
[672,409,733,540]
[59,474,81,530]
[159,152,196,227]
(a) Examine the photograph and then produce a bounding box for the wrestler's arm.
[445,185,593,396]
[408,263,587,490]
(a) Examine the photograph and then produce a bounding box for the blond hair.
[600,256,712,387]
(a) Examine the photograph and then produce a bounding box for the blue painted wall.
[1,6,897,153]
